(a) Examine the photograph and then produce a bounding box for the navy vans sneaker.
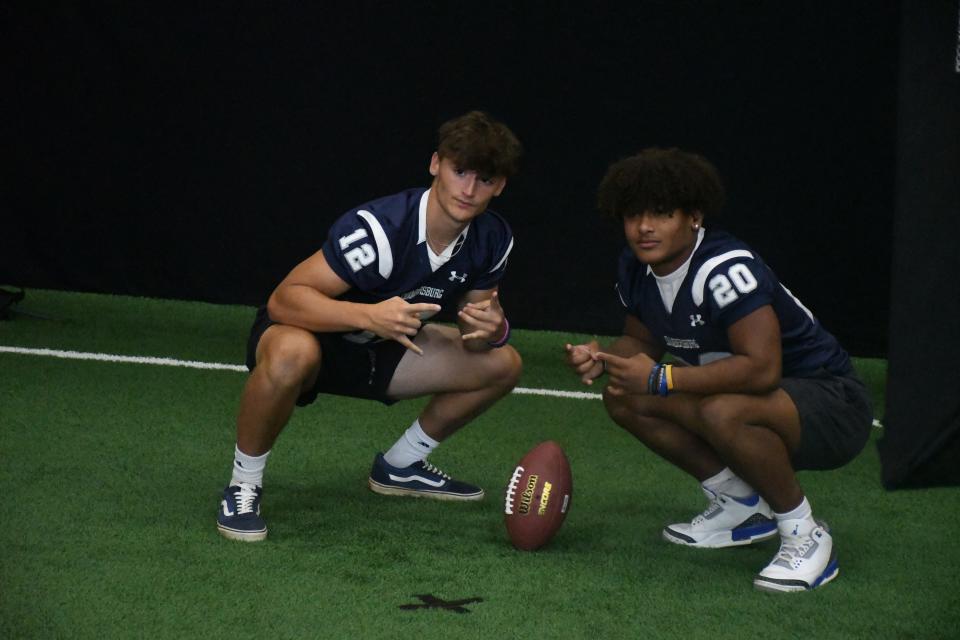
[368,453,484,501]
[217,483,268,542]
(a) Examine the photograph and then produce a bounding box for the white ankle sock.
[702,467,754,499]
[774,496,816,536]
[231,445,270,487]
[384,419,438,468]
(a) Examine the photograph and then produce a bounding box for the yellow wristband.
[665,364,674,391]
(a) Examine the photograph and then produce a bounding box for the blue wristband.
[647,364,662,395]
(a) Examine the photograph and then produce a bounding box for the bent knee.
[489,345,523,389]
[257,329,321,388]
[602,389,630,424]
[602,389,660,427]
[602,389,656,419]
[601,390,667,442]
[697,395,746,437]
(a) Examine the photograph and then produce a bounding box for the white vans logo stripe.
[388,473,446,488]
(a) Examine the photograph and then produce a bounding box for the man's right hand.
[564,341,604,385]
[367,297,441,355]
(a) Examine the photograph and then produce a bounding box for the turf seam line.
[0,345,603,400]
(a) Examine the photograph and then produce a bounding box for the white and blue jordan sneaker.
[217,483,268,542]
[754,520,838,592]
[368,453,484,501]
[662,487,778,548]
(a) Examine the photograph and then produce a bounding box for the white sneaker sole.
[368,478,484,501]
[753,561,840,593]
[217,524,268,542]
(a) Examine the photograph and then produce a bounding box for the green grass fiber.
[1,290,955,639]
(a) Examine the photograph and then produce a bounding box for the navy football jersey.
[615,229,851,376]
[322,187,514,341]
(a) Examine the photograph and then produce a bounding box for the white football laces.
[504,465,525,515]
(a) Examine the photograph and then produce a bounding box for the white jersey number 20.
[708,263,758,308]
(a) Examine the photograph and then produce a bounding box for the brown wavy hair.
[437,111,522,179]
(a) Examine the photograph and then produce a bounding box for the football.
[504,440,573,551]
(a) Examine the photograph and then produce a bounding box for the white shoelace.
[421,461,451,480]
[692,495,724,525]
[774,534,815,564]
[233,483,258,515]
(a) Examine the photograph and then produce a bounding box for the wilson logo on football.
[518,475,539,515]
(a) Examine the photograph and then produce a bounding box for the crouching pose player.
[565,148,872,592]
[217,111,523,541]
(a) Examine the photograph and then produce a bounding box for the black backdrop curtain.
[879,0,960,489]
[3,2,898,356]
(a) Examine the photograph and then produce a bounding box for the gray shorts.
[781,368,873,471]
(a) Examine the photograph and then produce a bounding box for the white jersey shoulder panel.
[488,237,514,273]
[356,209,394,279]
[691,249,754,306]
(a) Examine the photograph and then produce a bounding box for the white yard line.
[0,345,602,400]
[0,344,883,426]
[0,345,247,371]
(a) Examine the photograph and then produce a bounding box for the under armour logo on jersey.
[449,271,467,283]
[690,314,705,327]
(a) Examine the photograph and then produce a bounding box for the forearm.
[267,284,370,333]
[668,307,783,396]
[669,354,781,396]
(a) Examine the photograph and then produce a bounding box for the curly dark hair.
[437,110,522,179]
[597,148,725,220]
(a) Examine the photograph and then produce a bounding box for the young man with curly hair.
[565,148,872,592]
[218,111,523,542]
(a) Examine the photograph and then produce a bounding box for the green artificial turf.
[0,289,954,639]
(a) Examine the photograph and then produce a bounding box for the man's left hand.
[459,291,506,342]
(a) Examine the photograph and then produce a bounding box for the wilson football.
[504,440,573,551]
